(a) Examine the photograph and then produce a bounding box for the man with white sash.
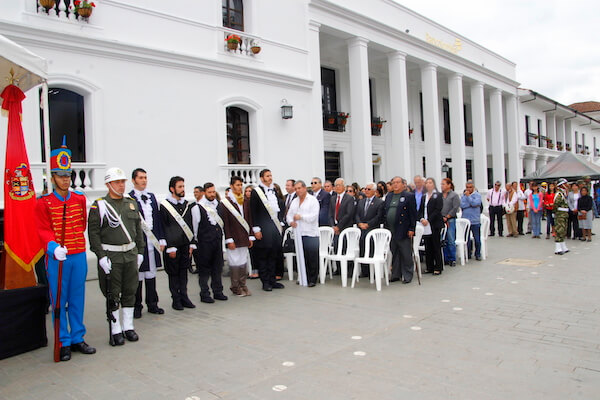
[159,176,197,311]
[286,180,320,287]
[221,176,255,296]
[192,183,228,304]
[88,167,145,346]
[129,168,166,318]
[249,168,285,292]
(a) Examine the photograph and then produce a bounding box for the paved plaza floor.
[1,221,600,399]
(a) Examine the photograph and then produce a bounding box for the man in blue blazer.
[310,177,331,226]
[384,176,417,283]
[130,168,166,318]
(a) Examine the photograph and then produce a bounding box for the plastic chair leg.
[374,262,382,291]
[319,257,326,284]
[341,260,348,287]
[351,263,359,288]
[286,255,294,281]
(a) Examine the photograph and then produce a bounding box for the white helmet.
[104,167,127,184]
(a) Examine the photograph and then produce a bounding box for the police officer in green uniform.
[88,167,145,346]
[553,178,570,255]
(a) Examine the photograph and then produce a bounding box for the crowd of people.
[34,141,597,361]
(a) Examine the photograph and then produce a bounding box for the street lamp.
[281,99,293,119]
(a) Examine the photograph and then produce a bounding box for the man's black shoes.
[59,346,71,361]
[71,341,96,354]
[124,330,139,342]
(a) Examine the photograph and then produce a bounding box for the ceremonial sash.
[97,199,133,243]
[222,198,250,234]
[198,202,224,230]
[160,200,194,242]
[254,187,283,234]
[139,213,161,253]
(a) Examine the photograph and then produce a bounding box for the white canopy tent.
[0,33,51,198]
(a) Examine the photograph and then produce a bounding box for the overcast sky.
[397,0,600,106]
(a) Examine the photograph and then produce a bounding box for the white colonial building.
[0,0,598,203]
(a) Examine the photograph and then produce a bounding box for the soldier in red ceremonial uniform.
[35,139,96,361]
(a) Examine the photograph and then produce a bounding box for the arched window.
[226,106,250,164]
[40,88,86,162]
[222,0,244,31]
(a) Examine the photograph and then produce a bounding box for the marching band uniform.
[221,191,254,296]
[160,196,197,310]
[129,188,166,318]
[35,140,95,360]
[88,167,145,346]
[193,197,228,303]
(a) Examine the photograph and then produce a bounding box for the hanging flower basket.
[74,0,95,19]
[39,0,56,12]
[339,112,350,125]
[250,46,261,54]
[225,34,242,51]
[328,117,335,124]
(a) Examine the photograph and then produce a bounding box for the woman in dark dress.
[417,178,445,275]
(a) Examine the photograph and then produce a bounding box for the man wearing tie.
[310,177,331,226]
[283,179,296,224]
[355,182,384,277]
[413,175,425,212]
[129,168,166,319]
[328,178,356,275]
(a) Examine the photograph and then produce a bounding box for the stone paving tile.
[1,220,600,399]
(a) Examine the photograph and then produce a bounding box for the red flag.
[0,84,43,289]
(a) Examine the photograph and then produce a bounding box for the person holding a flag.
[286,180,320,287]
[192,182,228,304]
[221,176,254,297]
[88,167,145,346]
[35,139,96,361]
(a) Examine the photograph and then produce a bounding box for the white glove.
[137,254,144,267]
[53,246,68,261]
[99,256,112,274]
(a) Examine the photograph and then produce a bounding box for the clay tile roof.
[568,101,600,113]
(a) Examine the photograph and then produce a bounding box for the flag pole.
[41,82,52,192]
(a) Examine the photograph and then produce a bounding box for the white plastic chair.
[455,218,471,266]
[282,227,295,281]
[324,227,361,287]
[412,223,424,284]
[318,226,335,284]
[352,229,391,291]
[480,214,490,260]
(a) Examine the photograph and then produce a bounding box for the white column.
[523,154,537,176]
[388,51,411,179]
[347,37,373,184]
[556,117,565,151]
[448,73,466,191]
[546,113,556,149]
[470,82,488,190]
[489,89,505,183]
[420,63,441,184]
[308,21,325,178]
[505,94,521,182]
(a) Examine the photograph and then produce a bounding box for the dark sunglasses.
[311,181,319,184]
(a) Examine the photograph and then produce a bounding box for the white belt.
[557,207,569,212]
[101,242,136,252]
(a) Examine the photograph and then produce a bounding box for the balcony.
[323,112,349,132]
[30,162,106,195]
[546,139,554,150]
[526,133,538,146]
[219,164,266,189]
[222,28,262,57]
[35,0,94,22]
[371,117,387,136]
[556,141,563,151]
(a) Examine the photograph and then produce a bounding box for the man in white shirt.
[486,180,506,236]
[286,180,320,287]
[523,181,534,234]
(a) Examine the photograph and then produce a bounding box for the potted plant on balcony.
[327,115,336,124]
[339,112,350,126]
[566,143,571,151]
[39,0,55,12]
[225,34,242,51]
[73,0,95,19]
[250,40,261,55]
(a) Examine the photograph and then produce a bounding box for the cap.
[104,167,127,183]
[50,136,72,177]
[556,178,568,187]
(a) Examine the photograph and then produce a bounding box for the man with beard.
[249,169,285,291]
[160,176,197,310]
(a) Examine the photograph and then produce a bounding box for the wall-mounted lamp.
[441,163,450,174]
[281,99,293,119]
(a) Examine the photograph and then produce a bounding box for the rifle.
[106,271,116,346]
[53,203,67,362]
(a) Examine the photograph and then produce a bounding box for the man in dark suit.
[384,176,417,283]
[129,168,166,318]
[355,182,384,277]
[417,181,444,274]
[328,178,356,275]
[310,177,331,226]
[283,179,296,228]
[249,168,285,291]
